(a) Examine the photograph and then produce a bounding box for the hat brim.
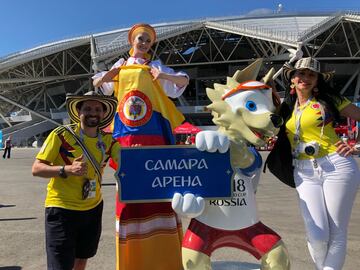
[66,95,117,129]
[283,63,334,82]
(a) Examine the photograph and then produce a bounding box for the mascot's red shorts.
[182,219,281,259]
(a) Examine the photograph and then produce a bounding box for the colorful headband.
[222,80,272,100]
[128,23,156,45]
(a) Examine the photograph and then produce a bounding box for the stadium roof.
[1,11,359,72]
[1,10,360,144]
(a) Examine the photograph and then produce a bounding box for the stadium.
[0,10,359,146]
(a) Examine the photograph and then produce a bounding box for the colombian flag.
[112,64,185,146]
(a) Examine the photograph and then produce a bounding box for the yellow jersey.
[286,97,350,159]
[36,123,120,210]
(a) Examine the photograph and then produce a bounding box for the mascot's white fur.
[172,59,290,270]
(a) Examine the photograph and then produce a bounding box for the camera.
[298,141,319,156]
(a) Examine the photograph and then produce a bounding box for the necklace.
[292,97,312,158]
[292,96,326,159]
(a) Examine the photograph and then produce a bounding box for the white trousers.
[294,153,360,270]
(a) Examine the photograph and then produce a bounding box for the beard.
[83,115,101,128]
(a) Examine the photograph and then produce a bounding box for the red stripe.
[116,194,176,220]
[117,135,166,146]
[117,227,182,242]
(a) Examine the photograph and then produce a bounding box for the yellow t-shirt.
[286,97,350,159]
[36,124,120,211]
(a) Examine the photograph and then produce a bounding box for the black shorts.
[45,201,103,270]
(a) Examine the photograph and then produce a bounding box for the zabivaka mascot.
[172,59,291,270]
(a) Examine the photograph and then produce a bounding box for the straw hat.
[66,91,117,129]
[283,57,334,82]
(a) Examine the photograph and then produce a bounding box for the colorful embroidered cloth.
[112,64,184,270]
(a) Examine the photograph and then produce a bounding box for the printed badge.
[119,90,152,127]
[311,102,321,110]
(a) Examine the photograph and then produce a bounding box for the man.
[32,91,119,270]
[2,135,12,159]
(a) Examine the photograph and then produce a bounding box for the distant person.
[275,57,360,270]
[185,135,191,145]
[190,135,196,144]
[2,136,12,159]
[32,91,119,270]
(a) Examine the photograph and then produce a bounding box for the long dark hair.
[282,72,344,126]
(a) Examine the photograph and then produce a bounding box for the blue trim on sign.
[117,146,233,202]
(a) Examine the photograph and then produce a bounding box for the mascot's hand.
[195,131,230,153]
[172,192,205,218]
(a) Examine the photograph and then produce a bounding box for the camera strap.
[64,125,104,186]
[293,97,313,158]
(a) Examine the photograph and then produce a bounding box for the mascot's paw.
[172,193,205,218]
[195,131,230,153]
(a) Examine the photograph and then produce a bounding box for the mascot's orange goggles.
[222,80,272,100]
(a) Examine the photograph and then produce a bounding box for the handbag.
[264,127,295,188]
[263,99,296,188]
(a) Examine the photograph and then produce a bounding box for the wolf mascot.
[172,59,290,270]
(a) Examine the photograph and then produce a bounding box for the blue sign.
[116,145,234,202]
[0,130,2,148]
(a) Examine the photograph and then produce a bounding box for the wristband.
[59,165,67,178]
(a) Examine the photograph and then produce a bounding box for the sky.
[0,0,359,58]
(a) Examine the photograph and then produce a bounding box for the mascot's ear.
[232,58,263,83]
[261,68,275,84]
[206,87,223,102]
[261,68,281,108]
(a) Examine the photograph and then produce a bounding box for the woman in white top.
[92,23,189,270]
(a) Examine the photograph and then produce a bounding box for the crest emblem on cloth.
[311,102,320,110]
[119,90,152,127]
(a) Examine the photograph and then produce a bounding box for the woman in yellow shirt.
[279,57,360,270]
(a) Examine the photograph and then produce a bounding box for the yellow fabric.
[112,63,184,269]
[128,48,151,59]
[129,25,156,44]
[113,64,184,130]
[116,225,183,270]
[36,124,120,210]
[286,97,351,159]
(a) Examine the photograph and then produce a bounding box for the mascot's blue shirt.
[238,147,262,176]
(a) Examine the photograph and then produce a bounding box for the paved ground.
[0,148,359,270]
